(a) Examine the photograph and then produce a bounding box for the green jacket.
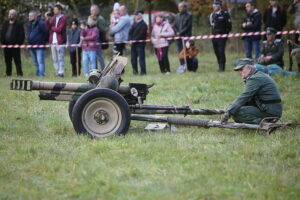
[227,68,282,117]
[261,39,284,67]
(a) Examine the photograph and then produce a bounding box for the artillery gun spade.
[10,55,291,138]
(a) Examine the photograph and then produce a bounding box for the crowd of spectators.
[0,0,299,77]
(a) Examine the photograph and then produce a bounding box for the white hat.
[113,2,120,11]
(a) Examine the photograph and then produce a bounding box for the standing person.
[151,15,175,74]
[67,18,81,77]
[210,0,232,72]
[174,1,192,73]
[220,58,282,125]
[90,5,106,71]
[109,5,131,56]
[288,0,300,71]
[45,4,67,77]
[128,10,148,75]
[0,9,25,76]
[242,2,262,62]
[258,27,284,68]
[27,10,49,77]
[263,0,287,38]
[110,2,121,53]
[81,16,99,77]
[178,40,199,72]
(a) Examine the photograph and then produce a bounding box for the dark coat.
[128,19,147,47]
[242,9,262,40]
[28,19,49,45]
[210,10,232,34]
[263,6,287,31]
[174,11,192,36]
[67,28,81,52]
[0,20,25,45]
[227,69,282,118]
[261,39,284,67]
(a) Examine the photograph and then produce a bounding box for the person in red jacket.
[45,4,67,77]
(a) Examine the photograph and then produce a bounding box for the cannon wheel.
[72,88,131,138]
[68,101,76,122]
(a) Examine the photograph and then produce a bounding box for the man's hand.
[220,112,231,124]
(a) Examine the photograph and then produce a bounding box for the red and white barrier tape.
[0,30,299,48]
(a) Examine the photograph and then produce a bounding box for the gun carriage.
[10,55,290,138]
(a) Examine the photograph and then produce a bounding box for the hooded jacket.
[242,8,262,40]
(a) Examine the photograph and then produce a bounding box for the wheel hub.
[94,110,109,125]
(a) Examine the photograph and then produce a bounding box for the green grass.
[0,48,300,199]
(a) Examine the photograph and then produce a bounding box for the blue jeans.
[83,50,97,76]
[255,64,296,76]
[131,44,146,75]
[244,38,260,61]
[30,48,45,76]
[176,39,187,65]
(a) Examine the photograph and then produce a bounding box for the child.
[110,2,121,53]
[81,16,99,77]
[67,18,81,76]
[178,40,199,72]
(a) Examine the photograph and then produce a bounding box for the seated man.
[258,27,284,68]
[221,58,282,124]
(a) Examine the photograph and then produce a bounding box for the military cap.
[266,27,277,35]
[213,0,222,6]
[233,58,254,71]
[134,10,144,15]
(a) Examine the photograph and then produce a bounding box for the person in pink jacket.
[81,15,99,77]
[151,15,175,74]
[45,4,67,77]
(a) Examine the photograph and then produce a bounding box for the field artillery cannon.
[10,55,290,138]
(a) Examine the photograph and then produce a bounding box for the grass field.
[0,48,300,199]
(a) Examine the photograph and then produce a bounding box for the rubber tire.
[71,88,131,138]
[68,101,76,122]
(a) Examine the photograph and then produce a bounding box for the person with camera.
[45,4,67,77]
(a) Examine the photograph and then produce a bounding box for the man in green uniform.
[259,27,284,68]
[221,58,282,124]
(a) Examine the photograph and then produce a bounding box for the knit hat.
[71,18,79,26]
[113,2,121,11]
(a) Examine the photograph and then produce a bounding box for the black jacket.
[263,6,287,31]
[242,9,262,40]
[174,11,192,36]
[128,20,147,47]
[210,10,232,34]
[1,20,25,45]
